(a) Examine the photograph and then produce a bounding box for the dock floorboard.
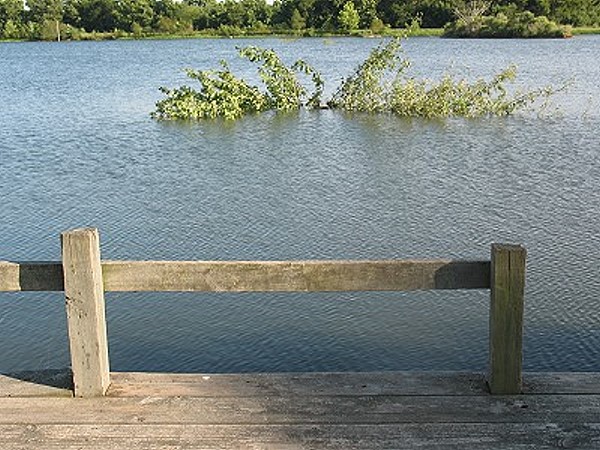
[1,371,600,449]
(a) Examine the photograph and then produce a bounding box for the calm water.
[0,36,599,373]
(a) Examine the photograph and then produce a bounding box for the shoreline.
[0,27,600,43]
[1,26,598,44]
[0,28,442,43]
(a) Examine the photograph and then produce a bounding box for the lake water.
[0,36,599,374]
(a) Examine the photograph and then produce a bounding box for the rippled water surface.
[1,36,599,373]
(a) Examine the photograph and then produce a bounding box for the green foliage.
[114,0,154,31]
[153,64,267,120]
[450,0,490,33]
[377,0,454,29]
[39,18,60,40]
[216,23,245,36]
[78,0,118,32]
[2,0,599,40]
[444,9,570,37]
[492,1,550,18]
[2,19,22,39]
[357,0,378,27]
[388,66,553,117]
[26,0,63,22]
[331,38,556,117]
[290,8,306,30]
[131,22,143,37]
[547,0,600,27]
[154,38,557,121]
[328,38,408,112]
[0,0,23,31]
[240,46,306,110]
[370,17,387,33]
[153,46,324,120]
[338,2,360,31]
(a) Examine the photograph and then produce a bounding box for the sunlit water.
[0,36,599,373]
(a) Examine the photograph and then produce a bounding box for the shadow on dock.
[0,369,73,397]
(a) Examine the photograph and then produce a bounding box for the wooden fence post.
[488,243,526,395]
[61,228,110,397]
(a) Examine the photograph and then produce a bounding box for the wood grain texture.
[1,260,490,292]
[108,371,489,397]
[488,244,527,395]
[1,394,600,425]
[101,260,490,292]
[1,423,599,450]
[61,228,110,397]
[522,373,600,394]
[5,371,600,398]
[2,371,600,449]
[108,371,600,397]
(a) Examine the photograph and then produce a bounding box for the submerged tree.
[154,38,558,121]
[153,46,323,120]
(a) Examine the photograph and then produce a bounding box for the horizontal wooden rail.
[0,262,63,291]
[0,260,490,293]
[102,260,491,292]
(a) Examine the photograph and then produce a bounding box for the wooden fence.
[0,228,526,397]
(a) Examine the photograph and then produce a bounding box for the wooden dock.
[1,370,600,449]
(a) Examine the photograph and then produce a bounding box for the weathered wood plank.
[523,373,600,395]
[101,260,490,292]
[108,371,489,397]
[0,262,63,291]
[488,244,526,394]
[109,371,600,398]
[61,228,110,397]
[2,394,600,425]
[0,371,72,398]
[1,423,599,450]
[1,260,490,292]
[4,371,600,399]
[2,371,600,449]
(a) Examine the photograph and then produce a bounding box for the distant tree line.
[0,0,598,40]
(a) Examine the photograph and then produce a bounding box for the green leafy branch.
[153,38,558,121]
[153,46,324,120]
